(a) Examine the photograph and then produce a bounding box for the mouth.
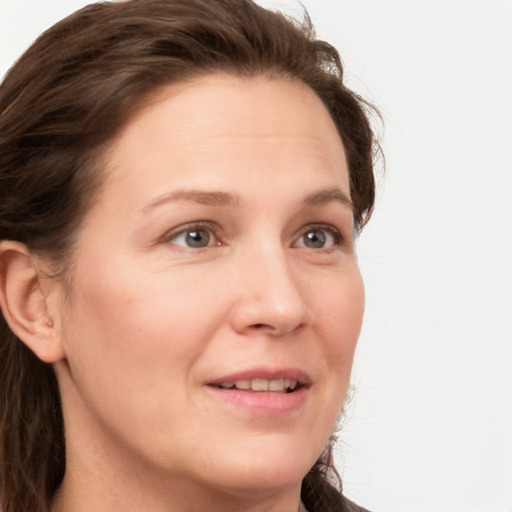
[205,370,311,415]
[209,377,303,393]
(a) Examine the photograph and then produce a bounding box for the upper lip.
[205,367,313,387]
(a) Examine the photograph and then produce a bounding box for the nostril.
[248,322,304,337]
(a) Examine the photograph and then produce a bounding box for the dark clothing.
[300,497,372,512]
[345,497,372,512]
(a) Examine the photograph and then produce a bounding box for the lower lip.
[206,386,308,416]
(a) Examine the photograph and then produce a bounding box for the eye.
[163,222,219,249]
[294,225,342,250]
[172,229,211,248]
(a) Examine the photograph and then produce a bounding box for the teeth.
[252,378,268,391]
[216,378,299,392]
[268,378,284,391]
[234,379,251,390]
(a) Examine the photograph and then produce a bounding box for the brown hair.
[0,1,379,511]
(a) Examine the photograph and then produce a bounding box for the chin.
[208,464,306,499]
[195,440,316,496]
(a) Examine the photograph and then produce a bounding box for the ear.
[0,240,65,363]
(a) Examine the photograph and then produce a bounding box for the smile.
[211,378,299,393]
[205,369,312,415]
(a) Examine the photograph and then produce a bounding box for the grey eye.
[171,229,211,248]
[294,227,340,249]
[302,230,327,248]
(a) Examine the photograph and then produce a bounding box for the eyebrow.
[142,190,240,212]
[302,187,353,210]
[142,186,352,212]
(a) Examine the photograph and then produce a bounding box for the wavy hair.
[0,1,379,510]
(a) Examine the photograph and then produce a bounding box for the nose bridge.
[230,236,310,336]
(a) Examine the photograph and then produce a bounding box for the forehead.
[99,73,349,208]
[111,73,344,155]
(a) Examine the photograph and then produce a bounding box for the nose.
[229,245,311,337]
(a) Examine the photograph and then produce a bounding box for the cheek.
[300,269,364,452]
[62,258,227,376]
[58,260,230,445]
[318,268,365,352]
[313,268,364,407]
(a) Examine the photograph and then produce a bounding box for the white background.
[1,1,511,511]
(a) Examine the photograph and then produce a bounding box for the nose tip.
[231,298,309,338]
[229,258,311,337]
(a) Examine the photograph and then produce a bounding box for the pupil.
[304,230,326,248]
[186,230,210,247]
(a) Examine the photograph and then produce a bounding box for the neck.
[52,474,304,512]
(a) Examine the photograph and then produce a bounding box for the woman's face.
[54,74,365,500]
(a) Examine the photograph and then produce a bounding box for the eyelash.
[161,222,344,250]
[161,221,221,248]
[293,223,344,250]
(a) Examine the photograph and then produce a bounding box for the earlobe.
[0,240,65,363]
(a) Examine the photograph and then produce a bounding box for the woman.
[0,1,378,511]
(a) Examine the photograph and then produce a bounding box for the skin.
[44,74,365,512]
